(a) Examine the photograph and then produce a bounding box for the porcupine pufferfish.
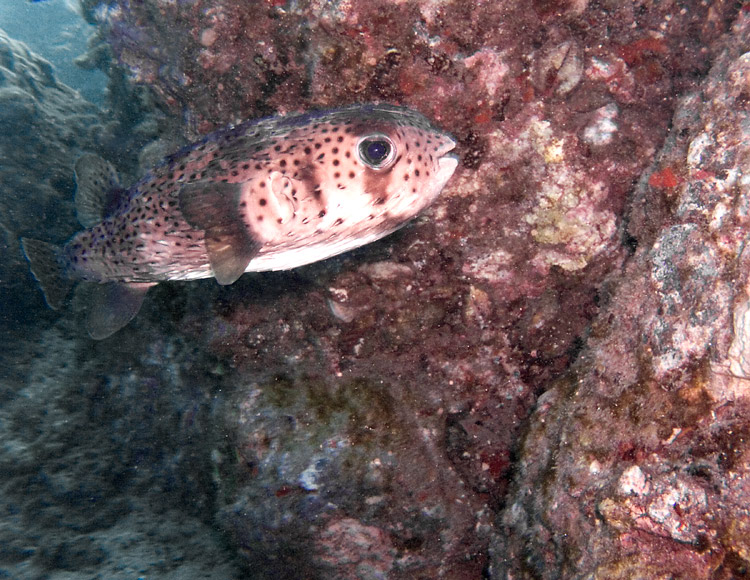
[21,104,459,339]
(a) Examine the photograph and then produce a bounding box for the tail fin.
[20,238,74,310]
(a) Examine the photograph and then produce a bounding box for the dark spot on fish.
[280,159,287,167]
[255,163,263,170]
[404,174,410,180]
[240,201,247,207]
[314,143,322,149]
[333,218,343,226]
[304,146,312,155]
[415,169,420,177]
[345,151,351,158]
[334,172,341,179]
[333,159,340,166]
[337,136,344,142]
[260,182,266,188]
[259,198,267,206]
[417,154,422,161]
[257,216,264,222]
[349,171,355,179]
[374,197,386,205]
[332,147,339,154]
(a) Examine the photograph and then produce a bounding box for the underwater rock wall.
[0,322,245,577]
[7,0,750,577]
[0,28,101,328]
[492,9,750,579]
[82,0,746,577]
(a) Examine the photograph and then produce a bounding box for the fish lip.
[437,136,459,171]
[437,135,458,157]
[438,152,459,177]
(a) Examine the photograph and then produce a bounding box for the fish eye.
[357,135,396,169]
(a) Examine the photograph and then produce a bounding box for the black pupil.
[362,139,390,165]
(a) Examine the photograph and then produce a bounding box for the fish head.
[241,104,458,251]
[314,105,459,217]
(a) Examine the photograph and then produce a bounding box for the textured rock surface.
[0,25,163,334]
[491,9,750,579]
[0,27,100,329]
[0,28,241,580]
[7,1,750,578]
[81,0,744,577]
[0,321,245,578]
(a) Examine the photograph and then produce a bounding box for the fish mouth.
[437,137,459,176]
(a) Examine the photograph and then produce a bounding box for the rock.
[7,1,750,577]
[490,10,750,579]
[83,0,744,575]
[0,28,101,329]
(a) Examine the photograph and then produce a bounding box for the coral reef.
[0,321,245,578]
[0,27,100,328]
[76,0,744,576]
[0,27,239,579]
[8,0,750,577]
[491,9,750,579]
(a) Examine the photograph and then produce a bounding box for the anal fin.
[179,181,261,285]
[86,282,154,340]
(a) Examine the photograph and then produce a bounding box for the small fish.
[22,104,458,339]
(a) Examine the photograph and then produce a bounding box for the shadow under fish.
[21,104,458,339]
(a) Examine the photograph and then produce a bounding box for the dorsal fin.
[74,154,122,227]
[178,181,262,285]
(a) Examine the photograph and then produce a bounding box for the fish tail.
[20,238,74,310]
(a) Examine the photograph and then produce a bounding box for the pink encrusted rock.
[91,0,745,576]
[491,9,750,579]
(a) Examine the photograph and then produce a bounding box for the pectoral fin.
[178,181,261,285]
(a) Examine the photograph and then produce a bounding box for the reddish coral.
[492,10,750,579]
[93,0,744,576]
